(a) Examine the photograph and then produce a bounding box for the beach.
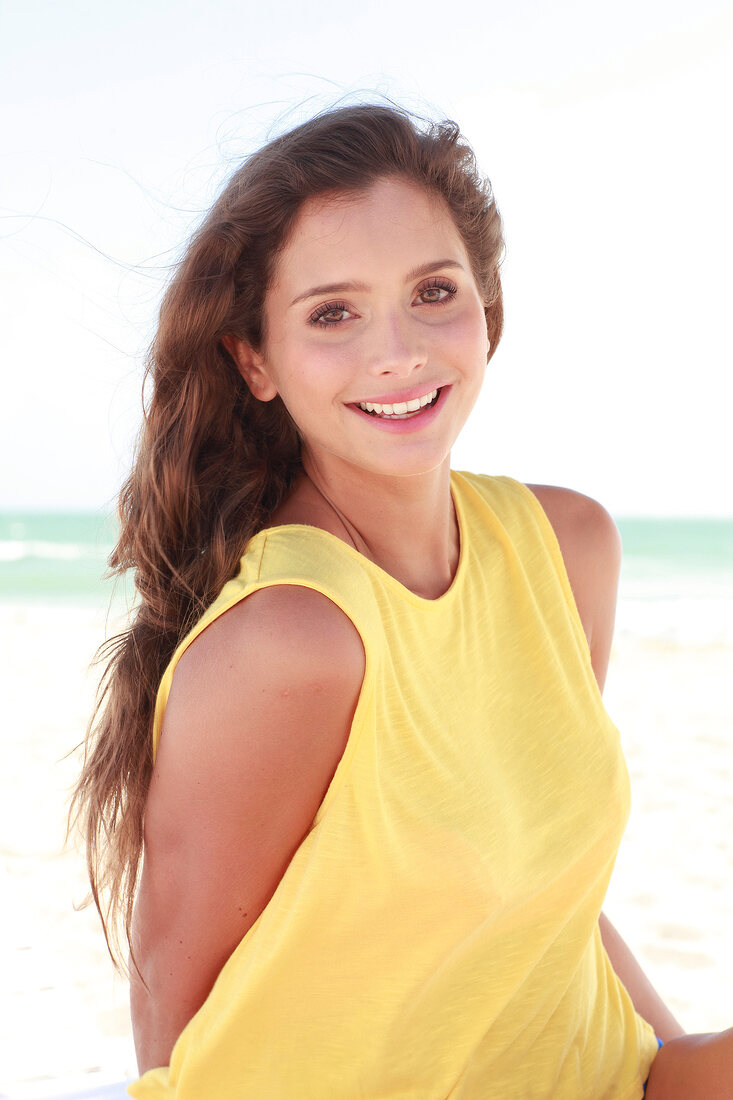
[1,519,732,1096]
[1,603,136,1097]
[604,637,733,1032]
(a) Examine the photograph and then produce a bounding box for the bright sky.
[2,0,732,516]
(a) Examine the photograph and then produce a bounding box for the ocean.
[1,511,732,646]
[614,518,733,646]
[0,512,120,606]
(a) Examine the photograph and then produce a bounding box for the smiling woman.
[69,103,732,1099]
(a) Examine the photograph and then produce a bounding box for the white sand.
[1,604,137,1096]
[1,602,731,1094]
[604,637,733,1033]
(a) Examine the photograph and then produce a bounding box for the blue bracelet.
[643,1038,664,1095]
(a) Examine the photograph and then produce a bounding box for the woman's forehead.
[273,179,466,290]
[296,177,452,235]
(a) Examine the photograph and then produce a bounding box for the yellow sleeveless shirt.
[129,473,657,1100]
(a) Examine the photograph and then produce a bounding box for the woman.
[72,103,732,1098]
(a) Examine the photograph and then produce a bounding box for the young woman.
[72,104,732,1098]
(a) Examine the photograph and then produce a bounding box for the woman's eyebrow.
[290,280,368,307]
[405,258,464,281]
[289,259,465,308]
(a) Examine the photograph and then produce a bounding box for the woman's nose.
[365,313,426,377]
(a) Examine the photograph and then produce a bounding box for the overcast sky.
[2,0,732,515]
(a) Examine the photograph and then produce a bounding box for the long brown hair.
[70,102,505,966]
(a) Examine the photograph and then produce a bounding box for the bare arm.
[599,913,684,1040]
[529,485,684,1035]
[533,485,733,1092]
[644,1029,733,1099]
[130,584,365,1072]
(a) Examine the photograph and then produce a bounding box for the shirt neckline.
[253,470,468,609]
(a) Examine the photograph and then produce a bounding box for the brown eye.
[416,279,458,305]
[308,301,352,326]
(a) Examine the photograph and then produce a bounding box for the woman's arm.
[528,486,685,1032]
[644,1029,733,1099]
[532,484,733,1092]
[130,584,365,1072]
[599,913,684,1040]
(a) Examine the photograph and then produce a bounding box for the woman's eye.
[309,302,352,327]
[416,279,458,305]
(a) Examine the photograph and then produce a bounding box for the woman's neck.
[273,458,459,600]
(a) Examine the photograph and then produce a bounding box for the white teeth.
[357,388,439,417]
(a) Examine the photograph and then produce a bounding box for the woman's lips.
[348,385,449,432]
[356,387,440,419]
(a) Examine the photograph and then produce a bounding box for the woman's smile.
[349,385,448,433]
[354,385,441,418]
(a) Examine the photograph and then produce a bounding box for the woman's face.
[238,176,489,485]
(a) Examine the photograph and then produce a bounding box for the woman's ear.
[221,335,278,402]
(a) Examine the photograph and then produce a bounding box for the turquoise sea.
[0,512,120,606]
[1,511,732,644]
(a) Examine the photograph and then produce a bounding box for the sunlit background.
[1,1,732,1096]
[2,0,732,516]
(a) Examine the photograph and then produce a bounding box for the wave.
[0,539,112,563]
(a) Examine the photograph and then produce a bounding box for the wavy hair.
[70,102,505,966]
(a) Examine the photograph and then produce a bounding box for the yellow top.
[130,472,658,1100]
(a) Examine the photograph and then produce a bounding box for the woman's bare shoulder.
[527,484,620,550]
[526,484,621,577]
[526,484,621,690]
[172,582,365,710]
[154,582,366,831]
